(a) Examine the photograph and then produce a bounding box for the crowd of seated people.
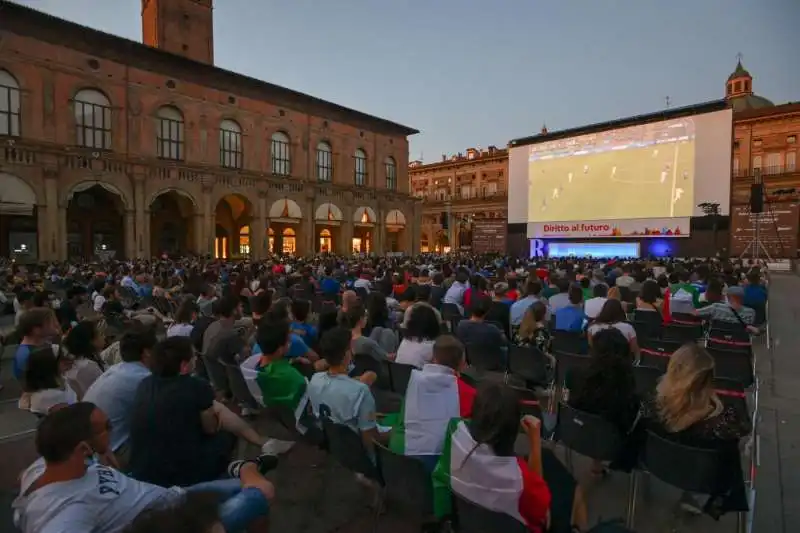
[0,253,770,532]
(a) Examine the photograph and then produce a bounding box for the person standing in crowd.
[13,308,61,381]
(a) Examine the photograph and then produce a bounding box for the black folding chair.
[662,323,703,344]
[556,403,627,476]
[464,343,506,373]
[202,355,231,397]
[352,353,391,390]
[387,360,415,396]
[374,443,438,526]
[551,330,588,355]
[708,347,754,388]
[320,408,381,481]
[714,377,750,424]
[553,351,592,393]
[671,312,703,325]
[507,345,550,388]
[221,361,260,411]
[638,338,681,372]
[633,365,663,400]
[628,430,746,530]
[453,493,527,533]
[631,320,661,342]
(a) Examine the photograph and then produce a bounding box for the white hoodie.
[13,458,181,533]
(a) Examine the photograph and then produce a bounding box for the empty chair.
[509,385,544,421]
[387,360,415,395]
[453,493,527,533]
[507,345,550,387]
[708,347,754,388]
[374,443,437,526]
[551,330,588,355]
[708,324,751,353]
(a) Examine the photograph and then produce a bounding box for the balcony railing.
[733,165,798,179]
[419,189,508,203]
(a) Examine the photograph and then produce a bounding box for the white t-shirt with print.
[13,459,182,533]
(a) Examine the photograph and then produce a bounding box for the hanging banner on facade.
[472,220,507,254]
[730,203,799,258]
[527,217,690,239]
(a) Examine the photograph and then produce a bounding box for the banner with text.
[527,218,690,239]
[730,203,799,258]
[472,220,508,253]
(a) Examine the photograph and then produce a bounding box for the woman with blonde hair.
[650,343,751,515]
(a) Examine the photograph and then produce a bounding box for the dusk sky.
[13,0,799,163]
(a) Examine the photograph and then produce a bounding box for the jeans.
[185,478,269,532]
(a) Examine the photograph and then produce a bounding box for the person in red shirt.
[505,277,521,302]
[463,274,489,312]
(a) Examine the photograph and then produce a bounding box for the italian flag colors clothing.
[388,364,476,458]
[434,420,550,532]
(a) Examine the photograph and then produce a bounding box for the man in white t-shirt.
[13,402,274,533]
[584,284,609,319]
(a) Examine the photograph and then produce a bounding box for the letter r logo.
[530,239,545,257]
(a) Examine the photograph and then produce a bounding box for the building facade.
[408,61,800,255]
[0,0,420,261]
[727,63,800,256]
[409,145,511,252]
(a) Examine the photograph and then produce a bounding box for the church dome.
[725,58,774,111]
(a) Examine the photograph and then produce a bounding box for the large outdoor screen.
[508,107,733,238]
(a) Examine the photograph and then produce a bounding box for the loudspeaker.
[750,184,764,213]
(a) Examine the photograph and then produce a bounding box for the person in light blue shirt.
[307,327,380,437]
[555,285,587,332]
[83,327,157,463]
[510,278,546,327]
[442,268,470,315]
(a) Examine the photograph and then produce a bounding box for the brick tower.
[141,0,214,64]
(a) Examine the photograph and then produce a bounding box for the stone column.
[374,206,385,255]
[132,174,148,258]
[41,171,60,261]
[124,210,136,259]
[201,182,214,257]
[193,214,205,255]
[412,201,422,255]
[251,192,268,259]
[57,206,67,260]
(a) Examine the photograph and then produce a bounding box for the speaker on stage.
[750,183,764,213]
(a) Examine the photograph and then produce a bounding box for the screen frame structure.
[507,99,733,227]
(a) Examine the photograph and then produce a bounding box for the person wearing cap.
[695,285,758,333]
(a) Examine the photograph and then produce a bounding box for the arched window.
[316,141,333,182]
[385,156,397,191]
[271,131,291,176]
[239,225,250,255]
[156,106,184,160]
[0,69,20,137]
[220,119,242,169]
[354,148,367,187]
[282,227,296,254]
[74,89,112,149]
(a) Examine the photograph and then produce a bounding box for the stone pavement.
[3,277,800,532]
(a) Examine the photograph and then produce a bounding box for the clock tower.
[141,0,214,64]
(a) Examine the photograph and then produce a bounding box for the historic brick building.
[409,145,512,252]
[0,0,419,261]
[409,60,800,256]
[727,61,800,257]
